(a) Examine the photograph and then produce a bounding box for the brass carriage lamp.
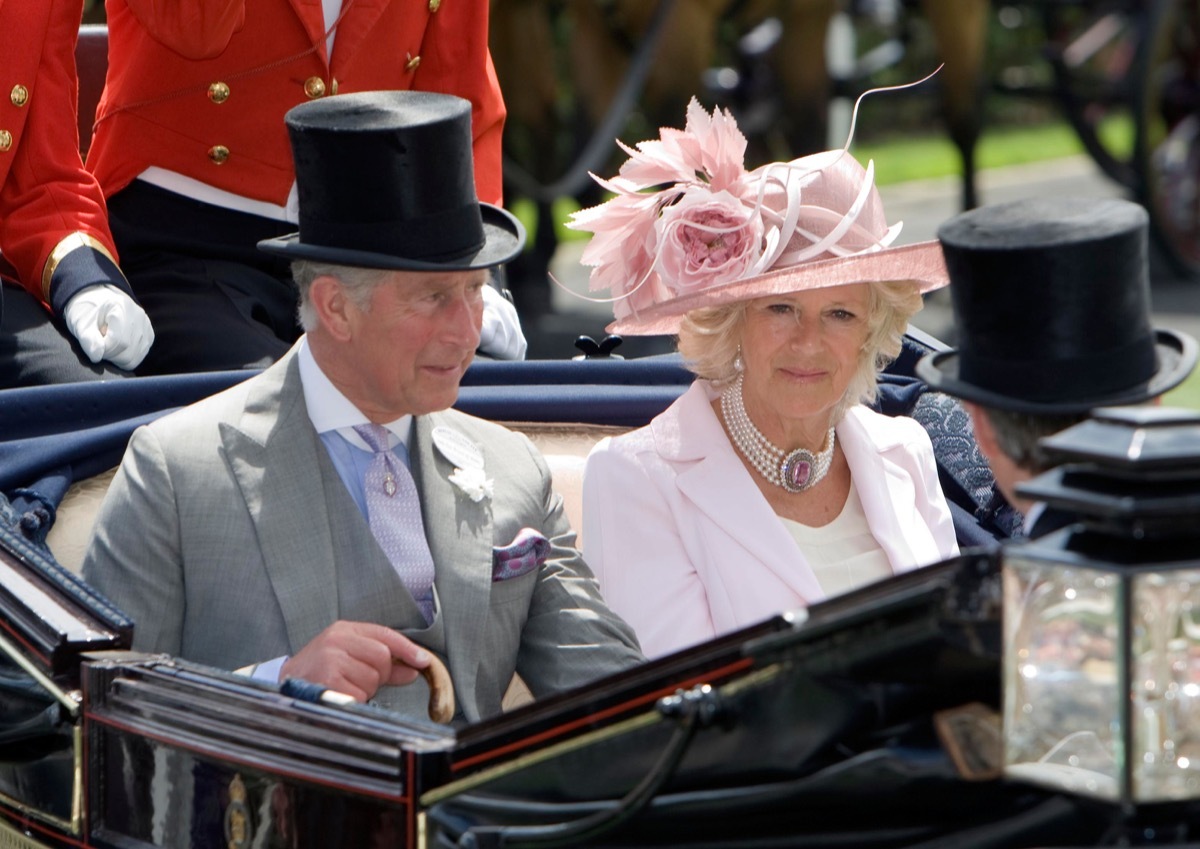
[1003,406,1200,805]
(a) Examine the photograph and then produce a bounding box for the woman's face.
[738,282,871,432]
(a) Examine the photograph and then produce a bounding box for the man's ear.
[309,275,355,342]
[963,401,1000,457]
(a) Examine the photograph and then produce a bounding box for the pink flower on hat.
[655,187,763,294]
[616,98,749,192]
[570,98,758,310]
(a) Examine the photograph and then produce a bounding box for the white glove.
[63,284,155,371]
[478,283,528,361]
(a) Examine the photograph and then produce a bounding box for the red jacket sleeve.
[0,0,126,311]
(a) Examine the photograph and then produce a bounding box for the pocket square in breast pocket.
[492,527,549,581]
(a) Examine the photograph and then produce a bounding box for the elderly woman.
[576,100,960,658]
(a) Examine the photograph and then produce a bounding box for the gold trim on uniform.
[208,81,231,104]
[405,53,421,72]
[303,76,327,99]
[10,84,29,107]
[40,232,119,303]
[0,129,11,152]
[208,144,231,165]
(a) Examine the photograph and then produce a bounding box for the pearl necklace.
[720,373,837,494]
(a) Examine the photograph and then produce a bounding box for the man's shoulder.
[433,407,523,439]
[140,367,282,448]
[430,408,539,457]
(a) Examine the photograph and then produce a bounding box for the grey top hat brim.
[257,203,524,271]
[915,328,1199,415]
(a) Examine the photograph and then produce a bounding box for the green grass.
[1164,372,1200,410]
[856,115,1133,185]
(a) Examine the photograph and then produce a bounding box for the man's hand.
[279,621,431,702]
[63,284,155,370]
[478,283,527,360]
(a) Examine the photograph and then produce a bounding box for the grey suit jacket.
[82,346,643,722]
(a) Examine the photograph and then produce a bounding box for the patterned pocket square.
[492,528,549,581]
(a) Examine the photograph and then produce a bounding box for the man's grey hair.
[291,260,393,331]
[978,407,1089,474]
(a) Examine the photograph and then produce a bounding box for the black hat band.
[299,201,486,263]
[958,334,1159,403]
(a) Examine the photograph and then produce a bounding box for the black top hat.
[258,91,524,270]
[916,197,1196,414]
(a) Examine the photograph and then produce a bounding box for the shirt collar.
[297,336,412,451]
[1021,500,1046,535]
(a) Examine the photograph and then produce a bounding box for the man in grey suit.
[82,91,643,722]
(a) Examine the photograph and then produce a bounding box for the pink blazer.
[582,381,959,658]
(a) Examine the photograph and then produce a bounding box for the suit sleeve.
[512,436,644,697]
[582,438,719,659]
[120,0,245,59]
[414,0,505,204]
[0,0,130,312]
[81,426,186,656]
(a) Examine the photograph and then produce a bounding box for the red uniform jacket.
[88,0,506,208]
[0,0,123,312]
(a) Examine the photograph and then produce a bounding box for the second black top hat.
[916,197,1196,414]
[259,90,524,270]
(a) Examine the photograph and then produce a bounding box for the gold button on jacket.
[303,76,326,99]
[207,81,231,104]
[405,54,421,72]
[429,0,441,11]
[207,145,230,164]
[0,130,12,152]
[10,84,29,108]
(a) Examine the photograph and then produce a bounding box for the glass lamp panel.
[1131,568,1200,801]
[1003,555,1123,801]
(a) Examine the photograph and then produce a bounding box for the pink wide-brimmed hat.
[568,99,948,336]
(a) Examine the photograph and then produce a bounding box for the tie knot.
[353,423,392,454]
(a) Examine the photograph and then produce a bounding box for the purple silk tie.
[353,424,436,624]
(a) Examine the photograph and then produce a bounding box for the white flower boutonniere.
[432,425,492,502]
[448,466,494,502]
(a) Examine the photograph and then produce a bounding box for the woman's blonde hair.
[677,280,924,423]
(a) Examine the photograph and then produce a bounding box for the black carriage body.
[1,543,1024,849]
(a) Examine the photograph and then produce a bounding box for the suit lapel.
[838,408,921,571]
[284,0,333,63]
[221,349,339,654]
[411,413,493,720]
[329,0,399,74]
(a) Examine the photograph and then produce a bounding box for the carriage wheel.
[1041,0,1147,192]
[1135,0,1200,277]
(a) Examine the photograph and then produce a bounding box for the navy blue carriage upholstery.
[0,332,1016,554]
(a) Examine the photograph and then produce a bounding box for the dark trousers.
[107,181,302,376]
[0,281,131,388]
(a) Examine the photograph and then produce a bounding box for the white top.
[780,479,893,599]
